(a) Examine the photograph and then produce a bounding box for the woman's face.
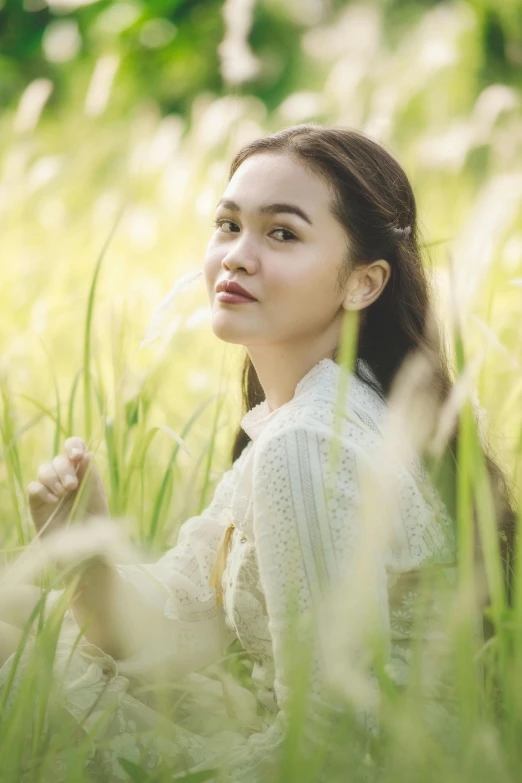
[203,152,351,350]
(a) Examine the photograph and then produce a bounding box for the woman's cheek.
[203,251,220,288]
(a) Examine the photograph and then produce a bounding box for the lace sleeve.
[220,424,390,782]
[113,441,254,679]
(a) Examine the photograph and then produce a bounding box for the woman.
[0,124,516,781]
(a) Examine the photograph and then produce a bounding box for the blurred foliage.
[0,0,521,115]
[0,0,304,114]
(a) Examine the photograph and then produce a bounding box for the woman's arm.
[68,560,169,660]
[69,441,253,676]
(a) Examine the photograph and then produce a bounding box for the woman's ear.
[341,267,366,310]
[342,260,391,310]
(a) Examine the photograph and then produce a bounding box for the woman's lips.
[217,292,257,304]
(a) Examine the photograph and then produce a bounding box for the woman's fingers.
[52,454,78,492]
[27,480,59,505]
[37,455,80,497]
[64,437,87,464]
[27,438,106,535]
[36,462,64,497]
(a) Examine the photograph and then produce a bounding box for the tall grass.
[0,0,521,780]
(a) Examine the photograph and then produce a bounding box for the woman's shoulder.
[256,374,387,451]
[252,384,456,565]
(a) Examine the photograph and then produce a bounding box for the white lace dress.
[0,357,458,781]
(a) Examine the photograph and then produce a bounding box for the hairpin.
[391,224,411,239]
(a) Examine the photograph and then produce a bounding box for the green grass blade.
[16,394,66,435]
[66,368,83,438]
[37,337,63,457]
[147,393,223,545]
[0,379,27,545]
[0,412,45,464]
[83,207,125,440]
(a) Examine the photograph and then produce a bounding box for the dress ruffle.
[0,599,268,782]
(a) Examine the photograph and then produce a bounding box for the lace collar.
[240,357,379,442]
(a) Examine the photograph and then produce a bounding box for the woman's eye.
[212,219,296,242]
[213,218,239,233]
[271,227,297,242]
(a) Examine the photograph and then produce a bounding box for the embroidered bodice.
[115,357,457,780]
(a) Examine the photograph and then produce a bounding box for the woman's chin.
[211,314,257,344]
[211,322,250,345]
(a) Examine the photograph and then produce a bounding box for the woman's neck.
[247,342,337,413]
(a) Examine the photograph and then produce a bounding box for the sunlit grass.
[0,0,521,780]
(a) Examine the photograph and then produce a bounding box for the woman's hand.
[27,436,110,536]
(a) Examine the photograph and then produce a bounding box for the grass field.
[1,1,522,780]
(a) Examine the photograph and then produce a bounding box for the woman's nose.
[221,235,258,273]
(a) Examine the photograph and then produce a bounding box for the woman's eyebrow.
[215,198,313,225]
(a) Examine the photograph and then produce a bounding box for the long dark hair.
[226,124,517,608]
